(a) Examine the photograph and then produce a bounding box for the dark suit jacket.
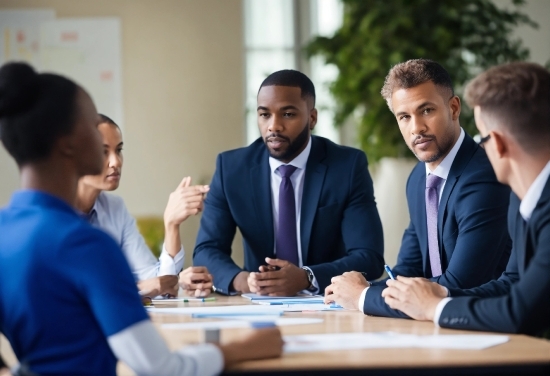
[440,182,550,335]
[193,136,385,294]
[364,134,511,317]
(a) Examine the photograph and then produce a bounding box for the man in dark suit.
[325,59,511,317]
[382,62,550,336]
[193,70,384,296]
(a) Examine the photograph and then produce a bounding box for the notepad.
[283,332,509,353]
[241,293,322,300]
[161,317,323,330]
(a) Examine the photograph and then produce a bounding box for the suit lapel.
[250,150,275,259]
[300,137,327,264]
[437,135,477,253]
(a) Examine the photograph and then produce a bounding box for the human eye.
[422,107,434,115]
[398,114,410,121]
[258,112,269,118]
[283,112,296,118]
[116,147,123,155]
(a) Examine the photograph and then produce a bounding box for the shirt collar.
[269,136,312,174]
[425,128,465,180]
[519,160,550,221]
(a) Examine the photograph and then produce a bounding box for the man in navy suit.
[382,62,550,336]
[193,70,384,296]
[325,59,511,317]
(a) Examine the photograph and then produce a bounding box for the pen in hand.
[384,264,396,280]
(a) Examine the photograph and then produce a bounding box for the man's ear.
[491,130,507,159]
[309,108,318,131]
[449,96,461,121]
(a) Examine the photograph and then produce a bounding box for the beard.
[410,127,456,164]
[264,122,310,162]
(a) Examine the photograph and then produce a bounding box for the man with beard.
[325,59,511,317]
[193,69,384,296]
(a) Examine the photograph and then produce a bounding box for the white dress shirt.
[87,192,184,281]
[433,159,550,325]
[268,137,319,292]
[358,129,465,311]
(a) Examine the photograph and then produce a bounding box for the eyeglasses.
[478,134,491,149]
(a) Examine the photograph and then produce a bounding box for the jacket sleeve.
[193,154,242,295]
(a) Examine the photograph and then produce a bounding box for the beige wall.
[0,0,245,267]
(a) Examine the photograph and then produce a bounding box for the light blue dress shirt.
[86,192,184,281]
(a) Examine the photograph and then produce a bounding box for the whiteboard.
[40,18,124,127]
[0,9,55,68]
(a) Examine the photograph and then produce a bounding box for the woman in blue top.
[0,62,282,376]
[75,114,213,297]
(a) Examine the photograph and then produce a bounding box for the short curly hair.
[381,59,454,112]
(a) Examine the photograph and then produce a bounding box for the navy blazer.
[193,136,384,294]
[441,183,550,335]
[364,134,511,317]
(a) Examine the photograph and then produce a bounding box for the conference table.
[125,294,550,375]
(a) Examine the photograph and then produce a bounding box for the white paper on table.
[241,293,322,300]
[146,303,339,315]
[161,318,323,330]
[283,332,509,353]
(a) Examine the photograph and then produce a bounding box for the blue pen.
[384,264,396,280]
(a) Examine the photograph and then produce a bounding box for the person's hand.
[164,176,209,227]
[0,367,12,376]
[381,276,447,321]
[137,275,179,297]
[179,266,213,297]
[231,271,251,294]
[324,271,369,310]
[219,327,283,368]
[247,257,309,296]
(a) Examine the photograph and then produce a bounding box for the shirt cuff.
[158,243,185,276]
[301,266,319,295]
[358,287,369,312]
[433,297,453,326]
[177,343,224,376]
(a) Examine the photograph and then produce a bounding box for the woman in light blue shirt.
[75,114,213,297]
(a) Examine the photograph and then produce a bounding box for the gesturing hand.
[179,266,213,297]
[164,176,209,227]
[247,257,310,296]
[381,276,447,321]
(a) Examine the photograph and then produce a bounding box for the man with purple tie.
[325,59,511,317]
[193,70,384,296]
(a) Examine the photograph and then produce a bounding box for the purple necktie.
[276,164,299,265]
[426,174,443,277]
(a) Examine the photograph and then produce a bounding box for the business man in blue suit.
[382,62,550,336]
[193,70,384,296]
[325,59,511,317]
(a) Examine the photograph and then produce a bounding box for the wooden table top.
[145,294,550,374]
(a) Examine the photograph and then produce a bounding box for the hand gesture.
[164,176,209,227]
[324,271,368,310]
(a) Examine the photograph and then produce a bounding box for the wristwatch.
[302,266,314,290]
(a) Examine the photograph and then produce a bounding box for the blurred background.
[0,0,549,271]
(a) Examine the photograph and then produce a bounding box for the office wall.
[0,0,245,267]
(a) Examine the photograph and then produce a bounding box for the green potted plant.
[306,0,537,161]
